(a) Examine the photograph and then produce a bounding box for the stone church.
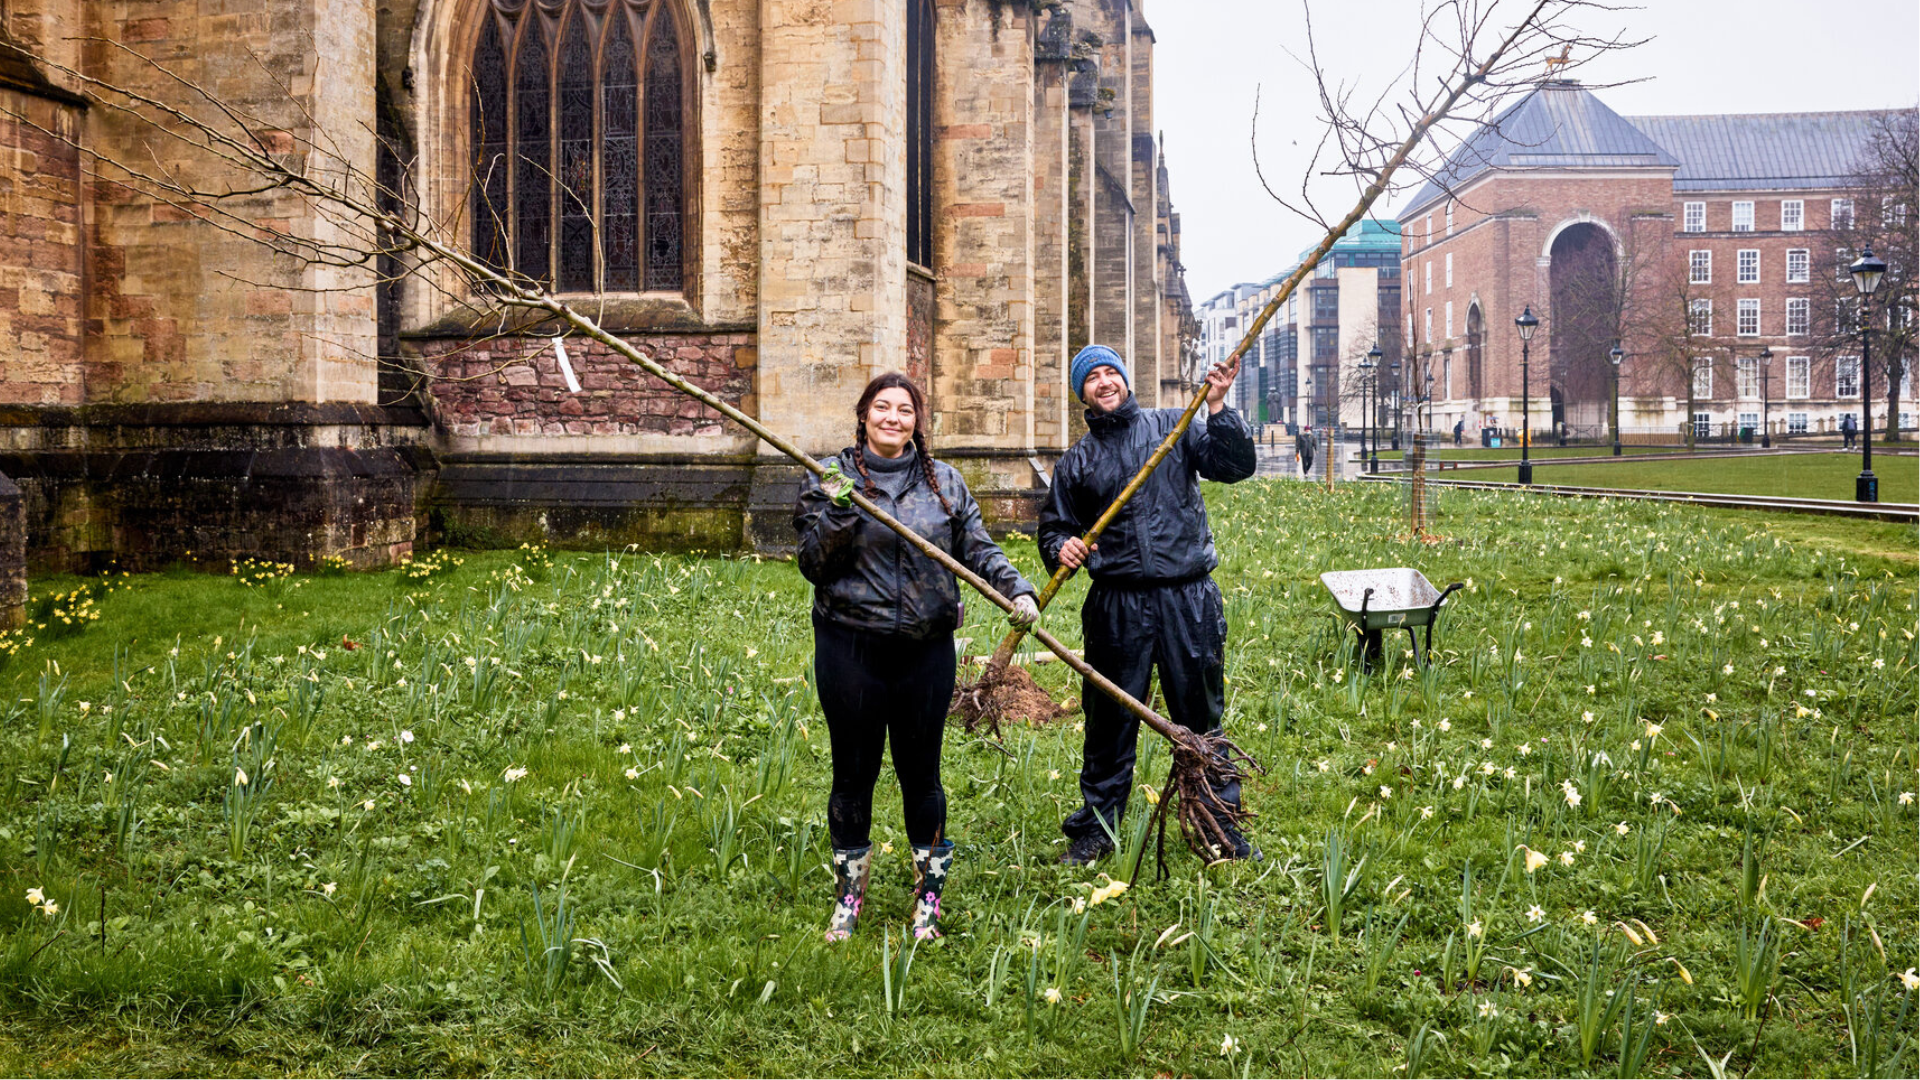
[0,0,1195,603]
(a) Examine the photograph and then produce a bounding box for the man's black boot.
[1058,833,1114,866]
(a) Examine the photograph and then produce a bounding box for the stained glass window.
[512,17,551,286]
[556,15,595,292]
[470,17,510,274]
[905,0,933,269]
[468,0,688,293]
[643,12,683,291]
[601,16,639,292]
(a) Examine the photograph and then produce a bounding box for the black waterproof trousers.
[1061,575,1241,843]
[813,616,955,849]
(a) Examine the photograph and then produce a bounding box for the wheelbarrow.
[1319,568,1464,669]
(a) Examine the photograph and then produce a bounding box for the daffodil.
[1467,920,1484,939]
[1581,910,1598,926]
[1520,846,1549,874]
[1901,969,1920,992]
[1043,986,1062,1004]
[1526,904,1544,923]
[1220,1034,1239,1056]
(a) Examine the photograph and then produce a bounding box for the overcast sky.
[1152,1,1920,302]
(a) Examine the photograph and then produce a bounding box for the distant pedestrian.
[1298,426,1317,477]
[1452,418,1464,447]
[1841,412,1858,449]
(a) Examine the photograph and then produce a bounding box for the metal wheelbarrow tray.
[1319,567,1463,667]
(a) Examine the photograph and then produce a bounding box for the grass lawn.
[1376,445,1678,461]
[0,484,1914,1077]
[1480,452,1920,504]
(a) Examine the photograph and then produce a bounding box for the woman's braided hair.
[852,371,952,516]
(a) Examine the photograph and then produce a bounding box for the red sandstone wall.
[413,333,756,440]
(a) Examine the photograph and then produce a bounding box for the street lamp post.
[1609,342,1624,457]
[1391,359,1403,452]
[1365,344,1382,473]
[1515,306,1539,484]
[1424,371,1435,437]
[1757,346,1774,449]
[1849,247,1887,502]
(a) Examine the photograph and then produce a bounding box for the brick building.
[0,0,1194,584]
[1397,80,1913,443]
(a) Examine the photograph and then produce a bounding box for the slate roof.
[1402,81,1678,214]
[1625,111,1885,192]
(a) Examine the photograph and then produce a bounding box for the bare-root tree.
[6,1,1641,863]
[1255,2,1648,234]
[1816,108,1919,441]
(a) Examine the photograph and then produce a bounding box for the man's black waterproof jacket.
[1038,396,1257,584]
[795,446,1036,640]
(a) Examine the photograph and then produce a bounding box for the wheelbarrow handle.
[1419,582,1465,668]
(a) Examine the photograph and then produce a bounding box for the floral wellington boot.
[825,846,872,943]
[908,840,954,940]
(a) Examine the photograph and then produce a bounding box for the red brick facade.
[1399,92,1910,441]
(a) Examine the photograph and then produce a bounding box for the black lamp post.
[1609,342,1624,457]
[1849,246,1887,502]
[1757,346,1774,449]
[1515,306,1539,483]
[1424,371,1435,437]
[1365,344,1382,473]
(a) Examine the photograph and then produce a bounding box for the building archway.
[1465,302,1483,403]
[1547,222,1616,436]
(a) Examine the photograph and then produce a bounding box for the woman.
[794,371,1040,942]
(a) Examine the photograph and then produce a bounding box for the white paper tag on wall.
[552,338,582,393]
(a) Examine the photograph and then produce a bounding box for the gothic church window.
[905,0,934,269]
[470,0,689,294]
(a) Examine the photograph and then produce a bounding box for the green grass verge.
[1375,445,1678,461]
[0,485,1914,1077]
[1495,453,1920,504]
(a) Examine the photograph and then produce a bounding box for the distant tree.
[1815,108,1918,441]
[1639,256,1739,450]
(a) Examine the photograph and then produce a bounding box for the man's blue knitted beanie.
[1070,344,1130,401]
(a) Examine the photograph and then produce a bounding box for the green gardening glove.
[820,461,855,508]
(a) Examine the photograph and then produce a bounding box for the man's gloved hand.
[820,461,855,508]
[1007,594,1040,629]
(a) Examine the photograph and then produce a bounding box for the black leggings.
[812,618,956,849]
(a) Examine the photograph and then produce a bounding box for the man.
[1453,417,1465,447]
[1295,424,1316,478]
[1842,412,1858,450]
[1039,344,1259,865]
